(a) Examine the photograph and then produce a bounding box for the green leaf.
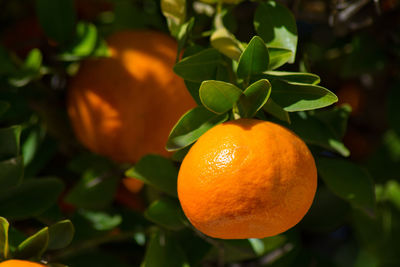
[79,210,122,231]
[0,156,24,193]
[36,0,76,44]
[317,157,375,215]
[199,80,242,114]
[143,229,189,267]
[24,49,42,72]
[0,101,10,118]
[161,0,186,37]
[8,49,43,87]
[183,81,201,105]
[289,112,350,157]
[210,27,242,61]
[125,155,178,197]
[176,18,195,62]
[254,1,298,63]
[268,47,292,70]
[312,105,351,139]
[262,98,290,123]
[260,71,320,84]
[166,106,228,151]
[59,22,110,60]
[237,79,271,118]
[0,178,64,219]
[271,79,338,112]
[174,48,224,82]
[48,220,74,250]
[237,36,269,80]
[0,125,21,160]
[0,217,9,260]
[145,198,186,230]
[14,227,49,259]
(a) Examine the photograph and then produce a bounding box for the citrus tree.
[1,0,398,266]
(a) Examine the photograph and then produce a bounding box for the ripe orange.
[178,119,317,239]
[67,30,195,163]
[0,260,45,267]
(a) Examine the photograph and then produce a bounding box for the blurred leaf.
[271,79,338,112]
[259,71,320,85]
[317,157,375,215]
[354,250,379,267]
[0,178,64,219]
[176,18,195,62]
[254,1,298,63]
[79,210,122,231]
[0,217,9,260]
[289,113,350,157]
[237,79,271,118]
[237,36,269,80]
[0,101,10,118]
[64,250,131,267]
[145,198,186,230]
[8,49,43,87]
[312,105,351,139]
[48,220,74,250]
[166,106,228,151]
[125,155,178,197]
[0,125,21,160]
[65,173,119,209]
[161,0,186,36]
[36,0,76,44]
[385,180,400,210]
[143,229,189,267]
[249,235,287,256]
[174,48,224,82]
[211,27,242,61]
[387,84,400,136]
[0,46,16,75]
[59,22,109,60]
[199,80,242,114]
[263,98,290,123]
[22,126,43,166]
[268,47,292,70]
[0,156,24,193]
[14,227,49,259]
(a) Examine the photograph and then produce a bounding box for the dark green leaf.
[0,217,9,260]
[0,178,64,219]
[260,71,320,84]
[0,156,24,193]
[268,47,292,70]
[143,229,189,267]
[145,198,186,230]
[317,157,375,215]
[161,0,186,37]
[176,18,195,62]
[254,1,298,62]
[174,48,223,82]
[0,125,21,160]
[79,210,122,231]
[237,36,269,80]
[184,81,202,105]
[271,79,338,112]
[237,79,271,118]
[166,106,228,151]
[211,28,242,61]
[48,220,74,250]
[14,227,49,259]
[0,45,16,75]
[262,98,290,123]
[199,80,242,114]
[0,101,10,118]
[388,84,400,136]
[125,155,178,197]
[312,105,351,139]
[36,0,76,44]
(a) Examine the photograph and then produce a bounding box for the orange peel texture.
[178,119,318,239]
[0,260,45,267]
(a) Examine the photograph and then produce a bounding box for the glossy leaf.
[271,79,338,112]
[237,36,269,80]
[174,48,224,82]
[254,1,298,62]
[237,79,271,118]
[143,229,189,267]
[0,156,24,193]
[145,198,186,230]
[312,105,351,139]
[166,106,228,151]
[260,71,320,84]
[0,125,21,160]
[211,27,242,61]
[317,157,375,215]
[268,47,292,70]
[36,0,76,44]
[262,98,290,123]
[125,155,178,197]
[0,217,9,260]
[14,227,49,259]
[199,80,242,114]
[0,178,64,219]
[48,220,74,250]
[161,0,186,36]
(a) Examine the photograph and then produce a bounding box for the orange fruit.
[67,30,195,163]
[0,260,45,267]
[178,119,317,239]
